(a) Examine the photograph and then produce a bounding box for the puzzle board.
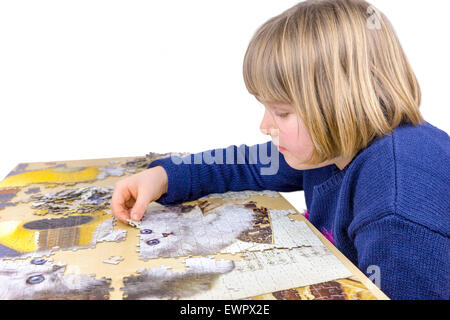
[0,153,389,300]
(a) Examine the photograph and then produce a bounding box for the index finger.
[110,183,132,223]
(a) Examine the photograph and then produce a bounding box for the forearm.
[147,141,303,205]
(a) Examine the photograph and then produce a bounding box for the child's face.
[258,98,343,170]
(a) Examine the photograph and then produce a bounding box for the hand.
[110,166,168,224]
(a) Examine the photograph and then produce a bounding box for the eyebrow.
[265,102,292,111]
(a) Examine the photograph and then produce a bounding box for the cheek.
[289,137,314,161]
[281,120,312,148]
[280,122,315,161]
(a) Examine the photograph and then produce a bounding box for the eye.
[276,113,289,118]
[146,239,160,246]
[26,274,45,285]
[31,258,47,265]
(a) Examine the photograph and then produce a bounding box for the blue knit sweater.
[147,121,450,300]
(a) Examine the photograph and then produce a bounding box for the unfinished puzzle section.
[0,153,379,300]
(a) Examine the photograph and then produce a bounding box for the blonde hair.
[243,0,423,164]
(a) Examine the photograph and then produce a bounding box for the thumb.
[130,194,151,221]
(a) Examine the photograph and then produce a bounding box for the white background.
[1,0,449,212]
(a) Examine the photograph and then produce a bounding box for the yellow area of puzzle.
[0,166,100,188]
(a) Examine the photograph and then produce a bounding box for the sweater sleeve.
[147,141,303,205]
[352,214,450,300]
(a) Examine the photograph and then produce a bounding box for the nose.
[259,109,278,136]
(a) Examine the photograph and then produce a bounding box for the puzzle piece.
[103,256,124,265]
[96,166,126,180]
[126,219,141,228]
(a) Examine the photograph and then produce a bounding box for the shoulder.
[392,121,450,164]
[347,121,450,236]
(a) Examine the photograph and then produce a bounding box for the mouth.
[272,141,286,151]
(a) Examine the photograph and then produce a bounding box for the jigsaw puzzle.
[0,154,387,300]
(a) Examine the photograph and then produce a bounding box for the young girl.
[111,0,449,300]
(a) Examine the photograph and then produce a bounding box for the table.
[0,153,389,300]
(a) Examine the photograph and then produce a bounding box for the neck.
[334,156,354,171]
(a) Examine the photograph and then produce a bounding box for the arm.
[147,141,303,205]
[352,214,449,300]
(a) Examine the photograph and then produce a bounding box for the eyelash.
[276,113,289,118]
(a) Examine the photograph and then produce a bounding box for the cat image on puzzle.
[0,258,111,300]
[137,202,256,259]
[122,257,234,299]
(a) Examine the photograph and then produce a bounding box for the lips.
[274,143,287,152]
[272,142,286,151]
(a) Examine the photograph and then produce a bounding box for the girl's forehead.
[256,96,289,105]
[256,96,293,110]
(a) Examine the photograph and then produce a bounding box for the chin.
[283,154,317,171]
[283,154,302,169]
